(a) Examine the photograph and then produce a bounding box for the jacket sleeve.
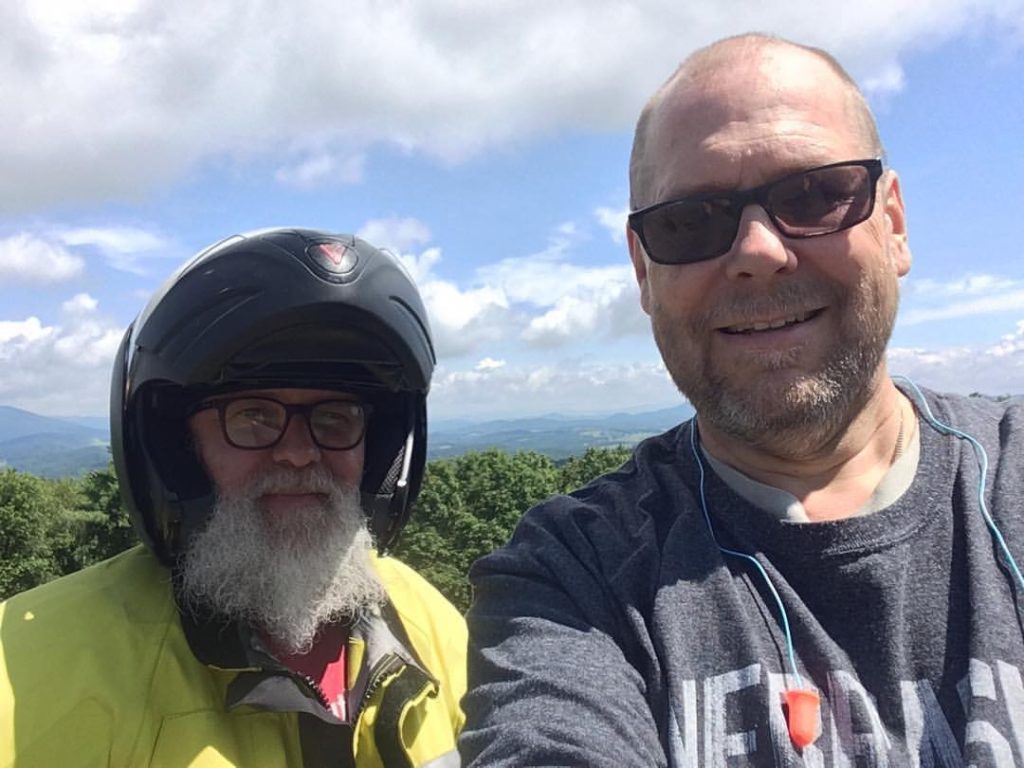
[458,493,668,768]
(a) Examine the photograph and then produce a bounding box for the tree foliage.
[0,447,633,611]
[59,466,138,575]
[394,447,632,611]
[394,449,561,610]
[557,445,633,493]
[0,469,63,597]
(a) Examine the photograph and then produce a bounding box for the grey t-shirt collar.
[700,417,921,523]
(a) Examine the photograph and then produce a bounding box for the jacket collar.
[173,581,435,724]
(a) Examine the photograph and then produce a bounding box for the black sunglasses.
[195,396,372,451]
[628,159,884,266]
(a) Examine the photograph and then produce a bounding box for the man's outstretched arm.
[459,505,667,768]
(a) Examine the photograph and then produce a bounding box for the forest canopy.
[0,445,632,612]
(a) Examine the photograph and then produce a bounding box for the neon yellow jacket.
[0,545,466,767]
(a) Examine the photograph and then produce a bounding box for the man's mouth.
[260,490,329,507]
[720,308,823,334]
[264,489,326,498]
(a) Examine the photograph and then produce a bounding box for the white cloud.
[274,151,365,188]
[477,226,633,307]
[396,246,443,286]
[0,299,123,415]
[524,296,600,345]
[476,226,646,346]
[421,280,512,357]
[904,273,1020,297]
[347,220,517,356]
[4,0,1021,210]
[360,219,648,357]
[357,217,434,256]
[888,323,1024,396]
[522,280,643,347]
[430,359,680,419]
[351,218,646,358]
[368,219,648,357]
[899,278,1024,326]
[902,291,1024,326]
[595,204,629,244]
[0,233,85,283]
[0,317,54,345]
[58,225,172,274]
[861,62,906,97]
[990,319,1024,356]
[475,357,506,371]
[62,293,98,313]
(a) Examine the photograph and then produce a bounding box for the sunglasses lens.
[639,199,739,265]
[768,164,874,236]
[633,161,880,265]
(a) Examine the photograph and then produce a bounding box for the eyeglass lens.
[634,161,879,265]
[222,398,366,450]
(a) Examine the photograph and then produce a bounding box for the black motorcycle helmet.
[110,228,434,565]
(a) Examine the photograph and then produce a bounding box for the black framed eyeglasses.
[196,396,372,451]
[627,159,884,266]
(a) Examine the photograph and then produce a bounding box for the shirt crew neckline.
[701,415,921,522]
[689,386,958,561]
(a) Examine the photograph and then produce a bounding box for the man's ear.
[883,171,911,277]
[627,226,653,315]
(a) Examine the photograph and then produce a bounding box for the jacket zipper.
[298,672,331,710]
[296,654,406,721]
[353,652,404,721]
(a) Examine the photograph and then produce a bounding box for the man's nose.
[271,414,321,467]
[722,205,797,280]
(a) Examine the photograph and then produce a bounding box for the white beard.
[178,465,386,654]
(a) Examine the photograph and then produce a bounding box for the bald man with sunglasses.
[459,34,1024,766]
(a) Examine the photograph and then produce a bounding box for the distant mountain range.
[429,405,694,460]
[0,406,111,477]
[0,402,696,478]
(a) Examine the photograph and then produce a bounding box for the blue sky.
[1,1,1023,420]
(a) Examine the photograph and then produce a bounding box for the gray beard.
[178,466,386,654]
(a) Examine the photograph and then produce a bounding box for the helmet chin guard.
[110,228,435,563]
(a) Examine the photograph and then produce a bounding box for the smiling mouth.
[720,308,823,335]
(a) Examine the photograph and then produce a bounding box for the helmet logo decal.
[319,242,347,265]
[309,241,358,275]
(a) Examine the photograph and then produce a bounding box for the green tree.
[396,450,561,611]
[557,445,633,492]
[0,465,138,599]
[455,449,559,531]
[77,464,137,561]
[0,469,64,598]
[394,448,643,612]
[394,459,473,608]
[52,464,138,575]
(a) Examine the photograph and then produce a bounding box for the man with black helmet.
[0,228,466,767]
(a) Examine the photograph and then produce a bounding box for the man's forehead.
[642,48,864,192]
[671,38,840,95]
[656,45,850,132]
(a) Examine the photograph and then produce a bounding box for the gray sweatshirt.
[460,389,1024,767]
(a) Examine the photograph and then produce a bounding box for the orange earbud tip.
[783,688,820,749]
